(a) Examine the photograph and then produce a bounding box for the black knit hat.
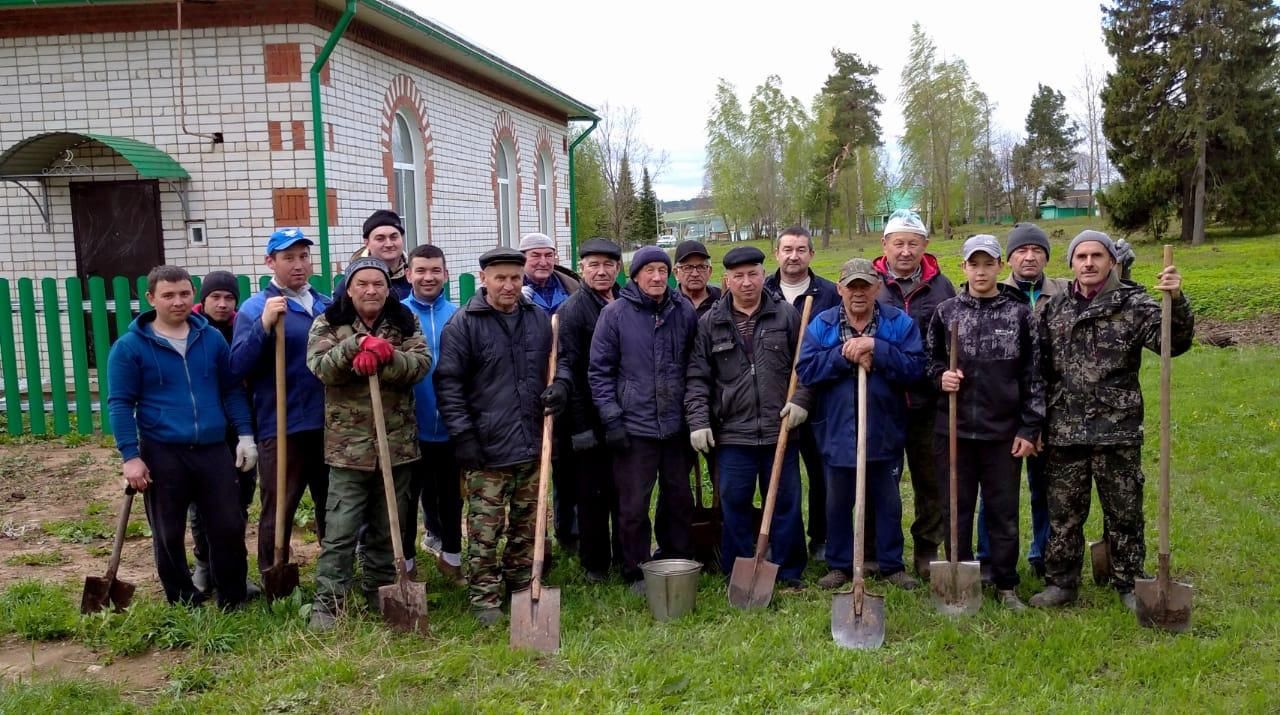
[199,270,239,304]
[362,209,405,239]
[1006,223,1051,259]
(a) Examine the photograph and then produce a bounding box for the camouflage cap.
[838,257,880,287]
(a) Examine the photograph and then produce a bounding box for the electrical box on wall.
[186,221,207,245]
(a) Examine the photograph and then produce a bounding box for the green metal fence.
[0,272,478,437]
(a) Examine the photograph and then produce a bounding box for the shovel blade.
[1134,576,1193,633]
[928,560,983,616]
[510,586,561,654]
[80,577,111,614]
[1090,540,1111,585]
[831,590,885,650]
[262,563,300,602]
[727,556,778,610]
[378,579,429,635]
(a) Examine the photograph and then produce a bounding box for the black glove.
[571,429,598,452]
[605,422,630,451]
[454,431,483,470]
[541,381,568,416]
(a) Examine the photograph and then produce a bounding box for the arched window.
[537,151,552,235]
[391,113,420,248]
[496,139,517,247]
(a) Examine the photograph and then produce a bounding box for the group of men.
[107,204,1191,628]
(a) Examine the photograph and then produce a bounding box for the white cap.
[883,209,929,238]
[518,233,555,252]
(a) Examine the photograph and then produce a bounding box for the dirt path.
[1197,313,1280,347]
[0,636,181,694]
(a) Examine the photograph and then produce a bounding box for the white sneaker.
[421,531,443,556]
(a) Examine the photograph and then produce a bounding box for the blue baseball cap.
[265,227,313,256]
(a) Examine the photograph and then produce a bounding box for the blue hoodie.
[107,311,253,462]
[404,290,457,442]
[229,282,332,441]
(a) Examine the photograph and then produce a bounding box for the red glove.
[359,335,395,364]
[352,349,379,376]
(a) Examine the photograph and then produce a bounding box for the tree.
[811,49,884,246]
[705,79,753,240]
[628,167,659,246]
[595,102,669,243]
[1102,0,1280,244]
[1024,84,1080,208]
[570,132,610,242]
[614,153,637,245]
[1073,63,1111,216]
[747,75,806,237]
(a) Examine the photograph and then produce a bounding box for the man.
[518,231,581,553]
[686,246,810,587]
[926,235,1044,610]
[107,265,255,609]
[543,238,625,582]
[188,271,258,597]
[402,244,462,583]
[674,240,721,317]
[589,246,698,594]
[306,257,430,630]
[872,209,956,578]
[334,210,412,299]
[435,248,553,624]
[798,258,925,591]
[764,225,840,561]
[1031,230,1192,612]
[230,228,333,585]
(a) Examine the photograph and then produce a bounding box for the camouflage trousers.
[466,462,539,610]
[313,463,413,613]
[1044,445,1145,591]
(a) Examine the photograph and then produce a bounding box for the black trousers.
[796,424,826,545]
[409,439,462,559]
[612,436,693,582]
[934,436,1020,589]
[256,429,328,573]
[190,464,255,565]
[140,441,248,607]
[552,422,578,543]
[574,444,622,573]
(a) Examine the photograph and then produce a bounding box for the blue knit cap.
[629,245,672,279]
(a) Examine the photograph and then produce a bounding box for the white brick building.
[0,0,598,292]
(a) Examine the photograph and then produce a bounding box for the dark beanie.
[362,209,405,239]
[629,245,672,279]
[1006,223,1051,259]
[200,270,239,304]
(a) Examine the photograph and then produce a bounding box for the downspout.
[567,118,599,265]
[311,0,357,289]
[175,1,221,142]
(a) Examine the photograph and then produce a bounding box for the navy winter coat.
[588,282,698,440]
[764,268,840,317]
[796,303,925,467]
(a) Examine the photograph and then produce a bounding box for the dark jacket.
[873,254,957,409]
[230,282,333,441]
[765,268,840,317]
[682,285,722,318]
[523,265,581,315]
[589,282,698,440]
[434,293,553,468]
[107,311,253,462]
[926,284,1044,442]
[192,303,235,344]
[797,303,925,467]
[1038,272,1194,447]
[554,284,619,438]
[334,246,411,300]
[685,290,812,446]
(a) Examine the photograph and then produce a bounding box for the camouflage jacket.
[306,294,431,470]
[1038,272,1193,447]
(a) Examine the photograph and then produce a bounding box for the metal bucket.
[641,559,702,621]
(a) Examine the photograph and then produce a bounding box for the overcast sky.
[403,0,1115,201]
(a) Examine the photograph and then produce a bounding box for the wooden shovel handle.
[948,321,959,564]
[531,315,559,600]
[1158,245,1173,572]
[852,365,868,581]
[754,295,813,553]
[104,487,135,581]
[369,373,407,573]
[274,325,289,559]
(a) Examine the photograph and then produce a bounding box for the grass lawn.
[2,220,1278,711]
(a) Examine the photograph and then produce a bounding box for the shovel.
[728,295,814,610]
[1090,538,1112,586]
[689,453,722,573]
[370,372,429,634]
[1136,245,1193,632]
[80,486,137,614]
[512,314,562,653]
[930,322,983,616]
[832,365,886,649]
[262,326,299,600]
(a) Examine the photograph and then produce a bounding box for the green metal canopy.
[0,132,190,179]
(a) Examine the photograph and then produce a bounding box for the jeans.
[716,443,807,581]
[824,458,906,575]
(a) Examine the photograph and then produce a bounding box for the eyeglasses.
[678,264,712,273]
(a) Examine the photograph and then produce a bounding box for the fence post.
[136,276,151,314]
[237,275,252,305]
[460,273,476,303]
[65,279,93,435]
[88,277,113,436]
[112,276,132,337]
[17,278,46,436]
[41,278,70,435]
[0,279,21,435]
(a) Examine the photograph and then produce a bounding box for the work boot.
[913,545,937,581]
[998,589,1027,611]
[884,570,919,590]
[862,560,881,577]
[244,579,262,600]
[473,607,502,626]
[191,560,211,595]
[779,578,806,591]
[585,570,608,584]
[363,589,383,614]
[309,607,338,633]
[817,570,850,590]
[1029,585,1078,608]
[436,553,464,586]
[1118,591,1137,612]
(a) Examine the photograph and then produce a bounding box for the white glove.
[779,402,808,430]
[234,435,258,472]
[690,428,716,454]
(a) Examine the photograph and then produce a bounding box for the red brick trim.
[267,121,283,151]
[534,127,558,238]
[290,120,307,150]
[316,44,331,86]
[264,43,302,83]
[490,111,522,246]
[379,74,436,244]
[272,188,310,225]
[326,188,338,226]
